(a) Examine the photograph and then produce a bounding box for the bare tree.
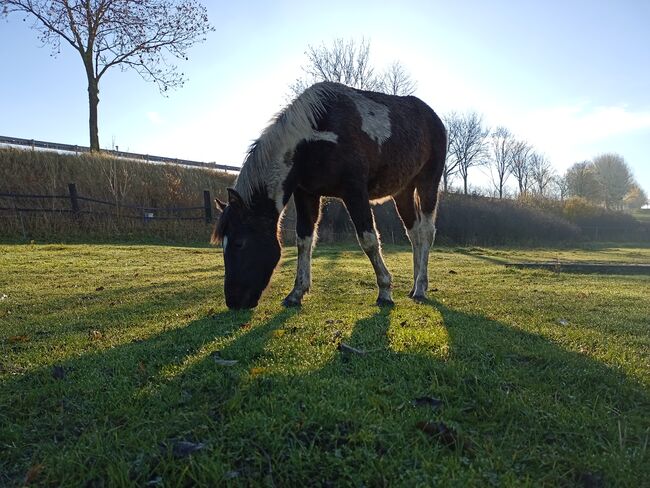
[488,126,514,199]
[592,153,632,210]
[509,141,533,196]
[565,161,603,202]
[290,38,380,96]
[446,111,488,195]
[441,112,461,192]
[551,174,570,201]
[529,152,555,196]
[2,0,213,151]
[379,61,417,96]
[290,38,417,100]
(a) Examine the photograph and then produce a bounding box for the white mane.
[234,82,342,206]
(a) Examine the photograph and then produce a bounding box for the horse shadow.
[2,260,649,485]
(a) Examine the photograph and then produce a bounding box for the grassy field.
[1,243,649,486]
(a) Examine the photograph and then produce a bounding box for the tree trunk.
[463,176,468,195]
[87,76,100,151]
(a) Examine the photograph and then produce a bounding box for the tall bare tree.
[2,0,213,151]
[552,174,570,201]
[290,38,379,96]
[509,140,533,196]
[592,153,632,210]
[441,112,461,192]
[290,38,417,99]
[529,152,555,196]
[379,61,417,96]
[488,126,514,199]
[446,111,488,195]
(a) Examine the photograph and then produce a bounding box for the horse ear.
[227,188,244,207]
[214,197,227,212]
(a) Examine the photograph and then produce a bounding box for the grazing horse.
[212,81,446,310]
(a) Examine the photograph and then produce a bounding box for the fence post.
[68,183,80,215]
[203,190,212,223]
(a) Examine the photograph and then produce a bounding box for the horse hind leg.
[409,199,436,302]
[282,190,321,307]
[395,179,440,302]
[409,153,443,301]
[343,190,394,306]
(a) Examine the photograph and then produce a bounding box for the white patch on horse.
[306,130,338,143]
[349,93,391,146]
[286,235,313,301]
[222,236,228,252]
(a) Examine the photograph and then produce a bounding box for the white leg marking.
[410,213,436,299]
[284,235,313,304]
[359,230,393,303]
[406,227,420,295]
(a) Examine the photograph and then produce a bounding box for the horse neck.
[235,154,291,214]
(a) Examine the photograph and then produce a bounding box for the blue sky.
[1,0,648,193]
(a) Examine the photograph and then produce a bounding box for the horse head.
[212,188,281,309]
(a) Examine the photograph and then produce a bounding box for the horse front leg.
[343,192,394,307]
[282,190,321,307]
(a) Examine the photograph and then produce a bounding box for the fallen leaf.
[89,330,103,340]
[448,270,458,275]
[412,396,443,409]
[400,320,408,327]
[240,322,251,330]
[8,335,30,344]
[250,367,267,377]
[52,365,66,380]
[0,293,8,300]
[325,319,335,324]
[273,329,285,337]
[576,471,605,488]
[416,421,472,451]
[338,343,367,355]
[557,318,569,326]
[23,463,44,485]
[210,352,238,366]
[169,440,206,458]
[95,286,105,291]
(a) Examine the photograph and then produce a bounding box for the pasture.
[1,243,648,486]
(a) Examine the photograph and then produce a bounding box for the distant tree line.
[294,38,648,212]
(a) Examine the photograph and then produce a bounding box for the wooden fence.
[1,184,213,225]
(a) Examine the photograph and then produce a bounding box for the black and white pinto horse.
[213,81,446,310]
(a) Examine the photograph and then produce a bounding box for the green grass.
[1,243,649,486]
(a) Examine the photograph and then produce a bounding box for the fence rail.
[0,184,215,224]
[0,135,241,173]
